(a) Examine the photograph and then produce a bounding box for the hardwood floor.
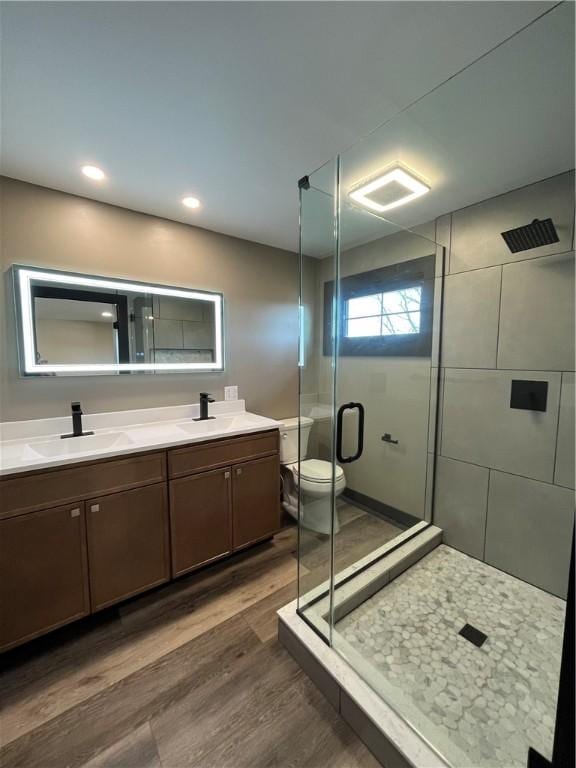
[0,525,380,768]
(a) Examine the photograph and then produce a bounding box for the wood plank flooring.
[0,524,381,768]
[299,502,402,594]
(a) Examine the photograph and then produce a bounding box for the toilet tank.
[279,416,313,464]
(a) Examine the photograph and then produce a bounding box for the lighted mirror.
[13,266,224,375]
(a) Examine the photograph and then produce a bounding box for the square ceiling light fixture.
[349,165,430,213]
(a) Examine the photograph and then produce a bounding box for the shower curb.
[278,598,449,768]
[332,525,443,622]
[298,525,442,631]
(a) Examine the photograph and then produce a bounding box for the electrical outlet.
[224,385,238,401]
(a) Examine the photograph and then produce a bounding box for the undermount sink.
[175,413,262,436]
[26,431,134,459]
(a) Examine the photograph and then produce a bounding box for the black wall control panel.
[510,380,548,412]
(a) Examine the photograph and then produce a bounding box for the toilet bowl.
[279,417,345,535]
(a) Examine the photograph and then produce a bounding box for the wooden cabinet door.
[232,454,280,549]
[170,467,232,577]
[0,503,90,651]
[86,483,170,611]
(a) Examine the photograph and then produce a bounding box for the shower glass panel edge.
[296,156,339,644]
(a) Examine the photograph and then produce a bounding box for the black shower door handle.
[336,402,365,464]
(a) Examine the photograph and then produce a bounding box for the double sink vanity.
[0,400,282,652]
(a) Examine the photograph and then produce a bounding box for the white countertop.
[0,400,281,477]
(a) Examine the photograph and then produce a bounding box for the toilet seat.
[289,459,344,483]
[281,458,346,534]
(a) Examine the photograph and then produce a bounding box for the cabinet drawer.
[168,430,278,479]
[0,452,166,520]
[0,503,90,651]
[86,483,170,611]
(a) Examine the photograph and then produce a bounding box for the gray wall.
[434,170,575,598]
[0,177,299,421]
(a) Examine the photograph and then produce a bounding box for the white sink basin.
[26,431,134,459]
[175,413,264,437]
[0,407,280,475]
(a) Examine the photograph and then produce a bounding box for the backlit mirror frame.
[13,265,224,375]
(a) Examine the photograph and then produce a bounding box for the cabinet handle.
[90,504,100,513]
[236,467,242,476]
[224,471,230,479]
[70,508,80,518]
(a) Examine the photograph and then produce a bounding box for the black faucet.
[194,392,215,421]
[61,402,94,439]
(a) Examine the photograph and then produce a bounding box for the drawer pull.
[70,508,81,518]
[236,467,242,476]
[224,471,230,479]
[90,504,100,513]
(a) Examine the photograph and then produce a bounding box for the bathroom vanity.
[0,402,281,651]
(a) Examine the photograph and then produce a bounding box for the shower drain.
[458,623,488,648]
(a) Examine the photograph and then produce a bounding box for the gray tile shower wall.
[449,171,574,273]
[555,373,575,489]
[434,456,489,561]
[441,368,561,481]
[497,254,575,370]
[442,266,501,368]
[434,170,575,598]
[484,471,574,598]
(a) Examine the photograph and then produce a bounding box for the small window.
[345,286,423,339]
[323,255,435,357]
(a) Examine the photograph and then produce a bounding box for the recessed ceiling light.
[81,165,106,181]
[182,196,201,210]
[349,165,430,213]
[101,311,113,317]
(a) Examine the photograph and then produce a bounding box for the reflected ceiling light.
[182,196,201,209]
[101,311,113,317]
[349,165,430,213]
[81,165,106,181]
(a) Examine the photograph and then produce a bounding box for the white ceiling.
[305,0,575,256]
[0,1,569,253]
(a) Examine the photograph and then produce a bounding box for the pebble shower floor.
[336,545,565,768]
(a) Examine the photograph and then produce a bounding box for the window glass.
[347,315,382,337]
[381,286,422,314]
[347,294,382,319]
[345,286,422,338]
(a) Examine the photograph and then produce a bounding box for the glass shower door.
[330,206,442,587]
[296,148,444,644]
[328,174,447,751]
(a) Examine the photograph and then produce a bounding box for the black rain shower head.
[501,218,560,254]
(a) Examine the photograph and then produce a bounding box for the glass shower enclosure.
[297,156,443,630]
[295,5,574,767]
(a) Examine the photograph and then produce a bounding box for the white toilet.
[279,416,345,535]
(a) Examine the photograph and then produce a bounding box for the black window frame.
[323,254,436,357]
